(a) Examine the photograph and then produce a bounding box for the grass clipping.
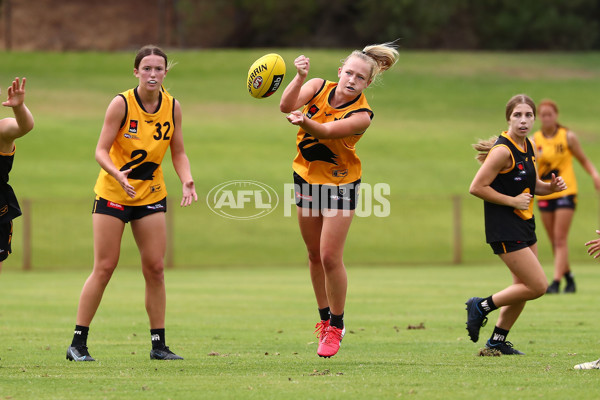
[479,347,502,357]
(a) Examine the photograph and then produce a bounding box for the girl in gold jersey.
[280,43,398,358]
[532,99,600,294]
[67,45,197,362]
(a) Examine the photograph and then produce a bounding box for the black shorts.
[489,239,537,255]
[293,172,360,211]
[538,195,577,212]
[92,196,167,223]
[0,220,13,262]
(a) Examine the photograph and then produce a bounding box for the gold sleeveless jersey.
[292,80,373,185]
[533,126,577,200]
[94,87,175,205]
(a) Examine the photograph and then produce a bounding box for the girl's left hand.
[550,173,567,192]
[2,77,26,108]
[287,110,304,126]
[585,230,600,259]
[181,180,198,207]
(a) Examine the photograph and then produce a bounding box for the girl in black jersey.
[0,77,34,272]
[466,94,566,355]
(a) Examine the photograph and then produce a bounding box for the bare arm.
[95,95,136,198]
[469,146,534,209]
[567,130,600,191]
[0,77,34,145]
[286,110,371,140]
[170,100,197,207]
[279,55,323,113]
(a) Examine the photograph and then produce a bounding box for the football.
[247,53,286,99]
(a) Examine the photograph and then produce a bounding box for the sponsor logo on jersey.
[128,120,138,134]
[107,201,124,211]
[150,184,162,193]
[516,161,526,175]
[306,105,320,119]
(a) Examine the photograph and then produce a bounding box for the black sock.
[478,296,497,314]
[71,325,89,347]
[318,307,331,322]
[150,328,166,349]
[489,326,509,344]
[564,271,574,283]
[330,312,344,329]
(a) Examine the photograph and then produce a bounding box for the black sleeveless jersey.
[0,147,21,223]
[484,133,537,243]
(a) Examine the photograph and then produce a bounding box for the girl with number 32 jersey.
[67,45,197,362]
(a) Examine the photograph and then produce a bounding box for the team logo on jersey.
[306,105,320,119]
[332,169,348,177]
[298,133,338,165]
[128,120,138,134]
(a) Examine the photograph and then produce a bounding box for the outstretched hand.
[585,230,600,259]
[286,110,304,126]
[181,180,198,207]
[2,77,26,108]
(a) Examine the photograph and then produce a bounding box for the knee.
[143,260,165,283]
[553,236,568,249]
[529,279,548,299]
[307,250,321,265]
[320,250,342,271]
[92,262,117,285]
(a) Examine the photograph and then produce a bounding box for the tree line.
[174,0,600,50]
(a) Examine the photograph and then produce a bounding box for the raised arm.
[279,55,323,113]
[0,77,34,146]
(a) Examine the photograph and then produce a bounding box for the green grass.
[1,50,600,269]
[2,264,600,399]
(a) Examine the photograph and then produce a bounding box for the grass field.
[1,49,600,398]
[1,50,600,268]
[2,264,600,399]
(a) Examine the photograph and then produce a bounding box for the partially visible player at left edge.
[0,77,34,272]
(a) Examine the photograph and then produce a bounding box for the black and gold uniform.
[0,146,21,261]
[292,80,372,210]
[533,127,577,210]
[93,87,174,219]
[484,133,538,254]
